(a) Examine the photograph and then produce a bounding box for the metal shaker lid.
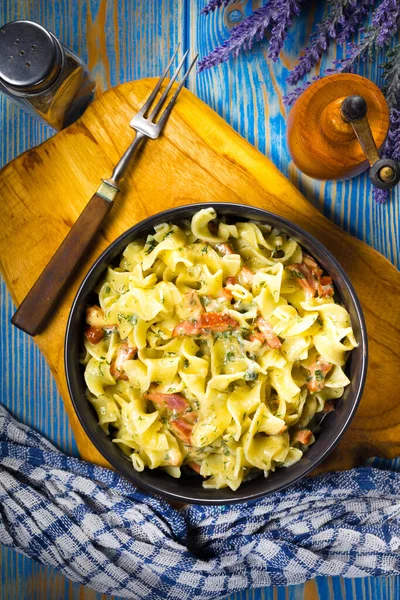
[0,20,63,93]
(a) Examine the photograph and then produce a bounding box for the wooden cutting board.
[1,78,399,473]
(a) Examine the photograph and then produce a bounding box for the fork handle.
[12,191,116,336]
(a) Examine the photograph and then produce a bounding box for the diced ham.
[256,317,282,349]
[225,276,237,286]
[110,343,137,380]
[238,265,255,287]
[306,357,333,393]
[173,312,239,337]
[194,312,239,332]
[86,305,119,337]
[145,388,197,445]
[84,326,105,345]
[277,425,288,434]
[145,389,190,412]
[219,288,234,302]
[249,331,265,345]
[86,305,105,327]
[318,276,334,298]
[302,253,322,276]
[293,429,313,445]
[215,242,234,255]
[169,416,193,444]
[286,263,317,300]
[287,254,334,300]
[187,461,202,474]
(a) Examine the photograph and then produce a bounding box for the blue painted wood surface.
[1,1,399,598]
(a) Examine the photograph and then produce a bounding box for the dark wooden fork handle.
[11,193,114,336]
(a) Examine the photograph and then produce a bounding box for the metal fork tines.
[107,47,198,186]
[11,48,198,337]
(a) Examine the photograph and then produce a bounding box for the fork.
[12,47,198,337]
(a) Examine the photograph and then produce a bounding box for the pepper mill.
[287,73,400,191]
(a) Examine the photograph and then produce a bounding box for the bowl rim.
[65,202,368,504]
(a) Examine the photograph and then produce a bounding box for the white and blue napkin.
[1,403,400,599]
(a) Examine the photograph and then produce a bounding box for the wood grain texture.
[1,1,399,599]
[1,77,400,474]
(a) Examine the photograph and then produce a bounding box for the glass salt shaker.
[0,20,95,130]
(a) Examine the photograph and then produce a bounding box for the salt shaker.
[0,20,95,130]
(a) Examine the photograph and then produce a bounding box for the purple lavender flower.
[198,0,299,72]
[268,0,304,61]
[287,0,378,86]
[372,108,400,203]
[373,106,400,204]
[336,0,377,43]
[372,0,400,46]
[283,78,319,106]
[286,1,348,86]
[201,0,235,15]
[373,188,388,203]
[336,0,400,72]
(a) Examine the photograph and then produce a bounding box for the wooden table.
[1,1,399,599]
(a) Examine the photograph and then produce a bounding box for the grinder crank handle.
[340,95,400,191]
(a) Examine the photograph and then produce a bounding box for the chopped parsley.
[244,369,258,381]
[215,330,232,340]
[289,269,305,279]
[201,245,208,254]
[314,369,324,381]
[226,351,235,362]
[117,313,137,326]
[144,236,157,254]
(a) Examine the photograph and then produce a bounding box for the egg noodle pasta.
[82,208,358,491]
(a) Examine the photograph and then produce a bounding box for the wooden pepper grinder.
[287,73,400,190]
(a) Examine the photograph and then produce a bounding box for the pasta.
[82,208,358,491]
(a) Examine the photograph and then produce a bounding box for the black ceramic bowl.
[65,203,368,504]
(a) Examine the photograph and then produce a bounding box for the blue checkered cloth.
[1,403,400,599]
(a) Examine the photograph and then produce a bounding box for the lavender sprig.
[336,0,377,43]
[284,0,377,105]
[198,1,299,72]
[373,108,400,203]
[201,0,235,15]
[372,0,400,45]
[283,77,320,106]
[382,43,400,107]
[287,0,375,86]
[268,0,304,61]
[336,0,400,72]
[373,43,400,203]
